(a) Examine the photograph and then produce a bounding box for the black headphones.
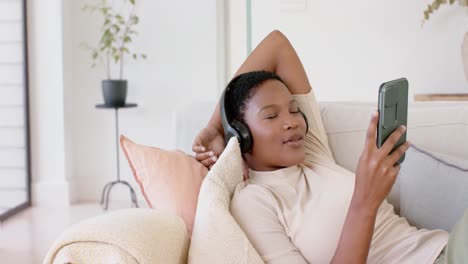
[220,76,309,154]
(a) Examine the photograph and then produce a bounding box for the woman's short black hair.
[225,70,286,123]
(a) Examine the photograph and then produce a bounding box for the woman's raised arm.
[233,30,311,94]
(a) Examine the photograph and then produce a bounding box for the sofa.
[44,100,468,264]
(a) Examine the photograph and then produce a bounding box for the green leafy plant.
[422,0,468,24]
[82,0,147,80]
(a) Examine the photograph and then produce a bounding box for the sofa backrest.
[320,101,468,172]
[174,101,216,155]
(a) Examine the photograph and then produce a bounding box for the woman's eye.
[265,115,277,119]
[290,109,300,113]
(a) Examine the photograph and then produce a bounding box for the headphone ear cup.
[231,120,253,153]
[299,110,309,133]
[224,125,242,147]
[220,86,241,147]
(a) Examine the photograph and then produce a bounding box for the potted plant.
[422,0,468,82]
[82,0,147,106]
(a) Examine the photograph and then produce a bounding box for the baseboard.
[32,181,71,207]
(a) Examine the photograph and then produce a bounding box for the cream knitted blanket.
[43,208,189,264]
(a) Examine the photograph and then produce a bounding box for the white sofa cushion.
[188,138,263,264]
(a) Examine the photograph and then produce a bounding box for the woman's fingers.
[192,145,206,153]
[394,164,401,174]
[365,111,379,150]
[387,141,411,166]
[195,151,216,162]
[381,125,407,156]
[390,164,401,182]
[200,155,218,168]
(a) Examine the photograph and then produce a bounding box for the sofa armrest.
[43,208,189,264]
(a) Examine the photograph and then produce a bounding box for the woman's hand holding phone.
[353,111,411,212]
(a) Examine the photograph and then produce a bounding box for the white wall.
[226,0,247,79]
[29,0,466,204]
[28,0,71,206]
[64,0,221,203]
[27,0,222,205]
[229,0,468,102]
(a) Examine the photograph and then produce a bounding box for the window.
[0,0,31,221]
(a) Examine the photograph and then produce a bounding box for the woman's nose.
[283,118,299,130]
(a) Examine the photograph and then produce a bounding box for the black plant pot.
[102,80,127,107]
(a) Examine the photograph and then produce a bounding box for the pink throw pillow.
[120,135,208,235]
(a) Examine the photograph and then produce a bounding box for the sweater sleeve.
[230,184,308,264]
[292,90,335,167]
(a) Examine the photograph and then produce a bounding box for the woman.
[192,30,466,263]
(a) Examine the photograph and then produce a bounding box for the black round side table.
[95,103,139,210]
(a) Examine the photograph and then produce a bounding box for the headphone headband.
[220,79,253,153]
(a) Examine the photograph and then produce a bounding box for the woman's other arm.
[330,112,411,264]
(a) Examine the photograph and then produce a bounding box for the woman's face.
[243,80,306,171]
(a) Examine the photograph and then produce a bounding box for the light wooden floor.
[0,202,141,264]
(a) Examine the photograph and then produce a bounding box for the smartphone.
[377,78,409,165]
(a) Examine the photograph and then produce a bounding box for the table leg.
[115,108,120,182]
[100,181,113,205]
[103,182,118,210]
[101,181,139,210]
[100,107,140,210]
